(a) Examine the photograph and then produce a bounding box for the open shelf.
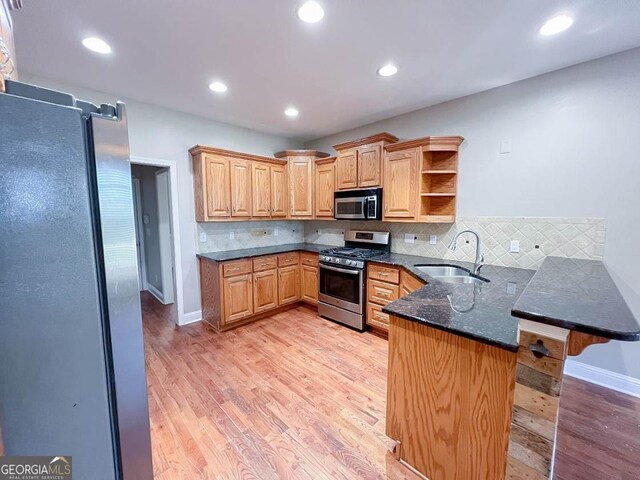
[421,169,457,174]
[422,150,458,171]
[421,172,456,195]
[420,194,456,219]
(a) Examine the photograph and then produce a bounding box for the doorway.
[131,163,177,311]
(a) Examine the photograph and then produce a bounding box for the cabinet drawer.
[300,252,319,267]
[368,279,400,305]
[222,259,252,277]
[367,303,390,331]
[368,263,400,284]
[252,256,277,272]
[278,252,300,267]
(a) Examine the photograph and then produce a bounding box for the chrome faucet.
[448,229,484,275]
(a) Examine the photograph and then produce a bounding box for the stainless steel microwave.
[334,188,382,220]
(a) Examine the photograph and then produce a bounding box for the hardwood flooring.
[141,293,640,479]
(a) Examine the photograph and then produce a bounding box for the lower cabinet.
[222,274,254,324]
[253,269,278,313]
[199,251,318,332]
[278,264,300,305]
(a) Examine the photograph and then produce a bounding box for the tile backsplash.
[304,217,606,270]
[197,221,304,252]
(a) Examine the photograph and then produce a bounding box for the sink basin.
[415,264,489,285]
[416,265,470,277]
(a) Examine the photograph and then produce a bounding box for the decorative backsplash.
[303,217,606,270]
[197,221,304,252]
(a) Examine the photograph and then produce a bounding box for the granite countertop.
[197,243,336,262]
[377,254,535,351]
[512,256,640,341]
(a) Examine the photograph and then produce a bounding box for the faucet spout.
[448,229,484,275]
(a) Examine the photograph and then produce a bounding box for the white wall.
[305,48,640,380]
[21,73,299,320]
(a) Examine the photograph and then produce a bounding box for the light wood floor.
[142,293,640,479]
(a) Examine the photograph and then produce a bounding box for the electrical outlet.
[229,231,235,240]
[510,240,520,253]
[404,233,416,244]
[199,232,207,243]
[430,235,437,245]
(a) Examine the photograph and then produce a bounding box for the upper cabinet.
[383,136,464,223]
[274,150,330,218]
[230,159,252,217]
[314,157,336,218]
[333,133,398,190]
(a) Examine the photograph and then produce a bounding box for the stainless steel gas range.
[318,230,390,331]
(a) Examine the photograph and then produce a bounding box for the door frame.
[130,156,183,326]
[155,167,175,305]
[131,177,147,290]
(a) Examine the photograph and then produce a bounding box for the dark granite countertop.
[511,256,640,341]
[377,254,535,351]
[197,243,335,262]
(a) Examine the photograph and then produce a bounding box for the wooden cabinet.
[333,133,398,190]
[383,148,419,220]
[314,158,336,218]
[202,153,231,219]
[336,150,358,190]
[278,264,300,305]
[251,162,271,217]
[400,271,425,296]
[253,269,278,313]
[383,136,464,223]
[222,274,253,324]
[270,164,288,217]
[230,159,252,217]
[300,253,319,305]
[366,263,400,336]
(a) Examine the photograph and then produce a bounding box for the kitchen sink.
[415,264,489,285]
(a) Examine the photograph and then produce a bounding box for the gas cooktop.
[320,247,386,259]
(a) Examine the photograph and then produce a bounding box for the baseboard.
[145,283,165,304]
[180,310,202,326]
[564,359,640,398]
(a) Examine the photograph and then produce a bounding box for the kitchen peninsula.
[383,256,640,479]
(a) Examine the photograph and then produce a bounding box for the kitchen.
[1,1,640,479]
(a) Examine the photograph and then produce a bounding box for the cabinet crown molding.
[189,145,287,165]
[274,149,330,159]
[332,132,399,151]
[384,135,464,152]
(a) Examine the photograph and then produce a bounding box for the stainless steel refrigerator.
[0,81,153,479]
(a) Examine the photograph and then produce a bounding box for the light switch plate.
[199,232,207,243]
[510,240,520,253]
[229,231,235,240]
[430,235,437,245]
[404,233,416,244]
[500,140,512,154]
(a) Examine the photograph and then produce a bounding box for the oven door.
[334,196,366,219]
[319,263,363,314]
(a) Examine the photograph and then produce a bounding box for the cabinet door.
[336,150,358,190]
[358,144,382,187]
[230,159,252,217]
[270,164,288,218]
[253,269,278,313]
[278,265,300,305]
[400,271,425,296]
[301,264,319,305]
[289,157,313,217]
[314,161,335,218]
[383,149,419,219]
[222,274,253,324]
[204,154,231,218]
[252,162,271,217]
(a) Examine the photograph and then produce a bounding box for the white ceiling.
[12,0,640,141]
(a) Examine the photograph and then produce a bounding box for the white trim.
[145,282,165,304]
[181,310,203,325]
[564,359,640,399]
[130,155,185,325]
[155,168,175,304]
[131,178,147,290]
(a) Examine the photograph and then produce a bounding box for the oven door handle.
[320,264,361,275]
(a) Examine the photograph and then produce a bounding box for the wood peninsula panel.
[387,315,517,480]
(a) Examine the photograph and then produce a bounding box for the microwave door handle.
[362,198,368,218]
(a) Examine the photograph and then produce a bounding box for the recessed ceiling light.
[208,81,228,93]
[284,107,299,118]
[82,37,112,54]
[377,64,398,77]
[297,1,324,23]
[539,14,574,36]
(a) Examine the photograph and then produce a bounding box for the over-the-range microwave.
[334,188,382,220]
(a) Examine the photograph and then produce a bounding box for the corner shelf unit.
[420,142,462,222]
